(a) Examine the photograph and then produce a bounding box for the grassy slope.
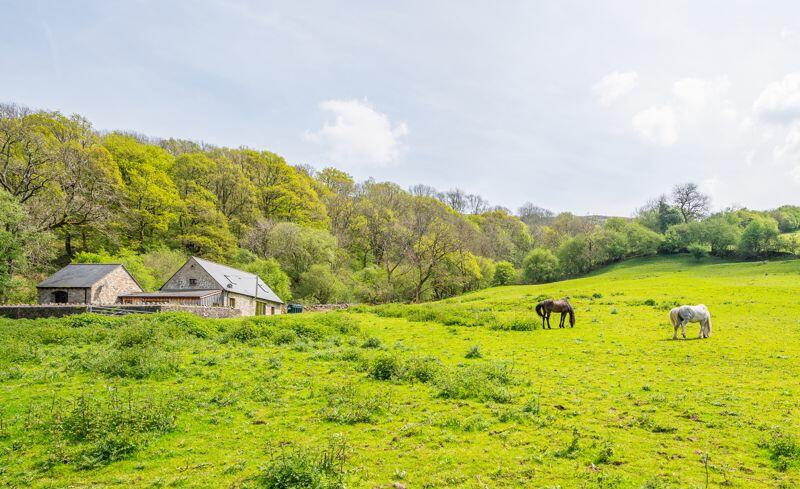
[2,255,800,488]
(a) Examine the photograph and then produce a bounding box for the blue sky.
[3,1,800,215]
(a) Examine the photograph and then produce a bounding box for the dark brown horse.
[535,298,575,329]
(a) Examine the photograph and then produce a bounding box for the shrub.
[254,439,348,489]
[435,362,515,403]
[759,430,800,471]
[65,314,115,329]
[368,353,404,381]
[464,345,483,359]
[522,248,560,284]
[686,242,711,260]
[272,329,299,345]
[226,323,259,343]
[492,261,516,286]
[360,337,382,349]
[404,356,442,383]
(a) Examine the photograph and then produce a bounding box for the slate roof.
[37,264,139,289]
[169,257,284,304]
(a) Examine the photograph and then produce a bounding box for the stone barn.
[119,257,284,316]
[37,264,143,305]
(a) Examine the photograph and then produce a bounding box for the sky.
[2,1,800,216]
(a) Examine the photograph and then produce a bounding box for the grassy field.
[2,255,800,488]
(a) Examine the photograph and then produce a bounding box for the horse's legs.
[680,320,687,339]
[546,313,552,329]
[559,311,566,328]
[673,323,679,340]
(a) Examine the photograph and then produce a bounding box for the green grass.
[2,255,800,487]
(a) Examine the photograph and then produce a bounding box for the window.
[229,297,236,309]
[256,301,266,316]
[189,278,197,286]
[270,306,276,315]
[53,290,68,303]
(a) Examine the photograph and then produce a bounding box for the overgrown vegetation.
[2,104,799,306]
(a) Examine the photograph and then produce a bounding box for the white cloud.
[631,105,678,146]
[306,99,408,167]
[593,71,639,107]
[672,77,731,109]
[753,72,800,124]
[780,27,797,41]
[774,122,800,162]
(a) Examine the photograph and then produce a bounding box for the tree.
[233,249,292,301]
[103,134,181,249]
[245,220,338,283]
[493,261,516,285]
[517,203,554,229]
[296,264,347,304]
[671,183,710,222]
[0,190,28,301]
[556,236,594,276]
[522,248,559,283]
[738,216,780,258]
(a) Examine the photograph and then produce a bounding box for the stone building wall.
[225,292,283,316]
[37,288,90,304]
[162,259,220,296]
[91,266,142,304]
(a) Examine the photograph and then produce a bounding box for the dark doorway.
[53,290,68,303]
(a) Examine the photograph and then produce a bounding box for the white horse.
[669,305,712,339]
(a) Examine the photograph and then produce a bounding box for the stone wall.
[301,303,350,313]
[162,259,220,295]
[0,304,242,320]
[91,266,142,304]
[37,288,90,305]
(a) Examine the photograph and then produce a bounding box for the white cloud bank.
[753,72,800,124]
[593,71,639,106]
[631,105,678,146]
[306,99,408,167]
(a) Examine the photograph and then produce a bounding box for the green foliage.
[492,261,516,285]
[0,191,28,300]
[739,216,781,258]
[687,242,711,260]
[759,430,800,472]
[74,249,160,291]
[557,236,594,277]
[254,439,348,489]
[522,248,560,283]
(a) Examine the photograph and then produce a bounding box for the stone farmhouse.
[37,264,143,305]
[119,257,284,315]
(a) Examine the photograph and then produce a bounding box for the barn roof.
[37,264,140,289]
[169,257,284,304]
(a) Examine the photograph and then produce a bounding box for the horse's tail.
[669,308,680,327]
[568,305,575,327]
[535,302,546,318]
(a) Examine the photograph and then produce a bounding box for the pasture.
[1,255,800,488]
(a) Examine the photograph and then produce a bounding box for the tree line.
[1,103,798,304]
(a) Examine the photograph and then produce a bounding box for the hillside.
[2,255,800,487]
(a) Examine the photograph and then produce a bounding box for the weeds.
[759,429,800,471]
[254,437,349,489]
[319,385,388,424]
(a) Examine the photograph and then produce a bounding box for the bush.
[368,353,404,381]
[687,242,711,260]
[759,430,800,471]
[522,248,560,284]
[435,362,515,403]
[254,439,348,489]
[65,314,116,329]
[464,345,483,359]
[492,261,516,286]
[360,337,381,349]
[404,356,442,383]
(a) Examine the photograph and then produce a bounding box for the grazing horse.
[669,304,712,339]
[535,298,575,329]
